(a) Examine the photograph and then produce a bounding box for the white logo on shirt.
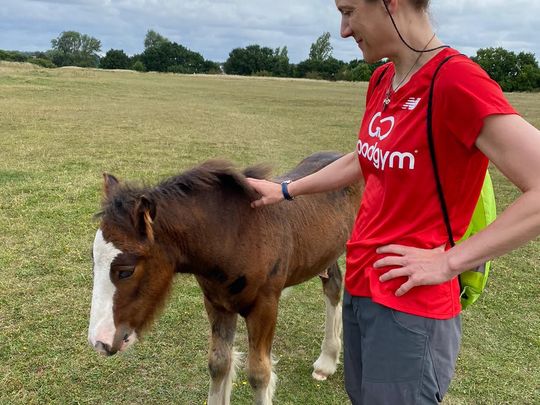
[402,97,421,110]
[368,112,394,141]
[357,140,415,170]
[359,111,416,170]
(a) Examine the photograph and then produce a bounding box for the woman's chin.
[362,50,382,64]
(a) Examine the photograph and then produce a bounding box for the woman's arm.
[376,114,540,296]
[445,114,540,272]
[247,151,362,208]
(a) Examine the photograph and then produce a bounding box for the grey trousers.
[343,291,461,405]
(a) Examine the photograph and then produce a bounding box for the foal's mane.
[99,160,271,218]
[151,160,271,201]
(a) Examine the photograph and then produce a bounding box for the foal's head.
[88,162,269,356]
[88,174,174,356]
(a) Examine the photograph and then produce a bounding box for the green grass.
[0,61,538,404]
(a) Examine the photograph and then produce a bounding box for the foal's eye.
[111,253,138,280]
[118,269,134,279]
[113,265,135,280]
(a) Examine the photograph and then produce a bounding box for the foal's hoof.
[312,370,329,381]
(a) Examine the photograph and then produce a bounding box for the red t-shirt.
[345,48,517,319]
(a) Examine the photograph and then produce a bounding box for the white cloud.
[1,0,538,62]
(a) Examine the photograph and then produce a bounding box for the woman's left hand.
[374,244,456,296]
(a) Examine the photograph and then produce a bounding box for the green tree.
[472,47,540,91]
[144,30,170,49]
[49,31,101,67]
[141,31,218,74]
[131,60,146,72]
[294,32,343,80]
[309,32,333,62]
[29,57,56,68]
[337,59,385,82]
[348,62,372,81]
[0,50,27,62]
[100,49,130,70]
[514,52,540,91]
[294,57,345,81]
[141,41,207,73]
[513,62,540,92]
[201,60,222,74]
[273,46,291,77]
[223,45,278,76]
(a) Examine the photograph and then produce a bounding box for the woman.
[247,0,540,403]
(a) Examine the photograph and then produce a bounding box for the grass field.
[0,61,538,404]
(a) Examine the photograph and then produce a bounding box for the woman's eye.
[118,269,134,279]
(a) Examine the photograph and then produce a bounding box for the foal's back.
[260,152,361,287]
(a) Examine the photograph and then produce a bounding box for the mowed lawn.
[0,61,538,404]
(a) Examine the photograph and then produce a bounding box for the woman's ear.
[382,0,398,14]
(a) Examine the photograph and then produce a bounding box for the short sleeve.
[435,58,518,149]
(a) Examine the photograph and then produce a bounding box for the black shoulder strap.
[426,54,465,248]
[374,65,390,89]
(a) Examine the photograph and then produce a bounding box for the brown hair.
[412,0,430,10]
[376,0,430,10]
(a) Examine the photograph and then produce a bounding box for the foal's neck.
[153,188,246,275]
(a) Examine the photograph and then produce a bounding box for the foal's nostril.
[95,341,116,356]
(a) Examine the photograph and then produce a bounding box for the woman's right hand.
[246,178,284,208]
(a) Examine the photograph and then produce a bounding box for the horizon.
[1,1,538,64]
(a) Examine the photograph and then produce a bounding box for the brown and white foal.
[88,152,361,404]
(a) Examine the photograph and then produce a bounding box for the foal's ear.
[134,195,157,243]
[103,173,120,198]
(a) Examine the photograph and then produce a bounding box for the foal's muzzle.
[94,341,118,356]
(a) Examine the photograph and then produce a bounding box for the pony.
[88,151,362,404]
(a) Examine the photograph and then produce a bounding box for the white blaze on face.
[88,229,121,349]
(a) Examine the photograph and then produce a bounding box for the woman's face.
[335,0,395,63]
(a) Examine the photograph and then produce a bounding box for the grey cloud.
[431,1,539,57]
[1,0,538,62]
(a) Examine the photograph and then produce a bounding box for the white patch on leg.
[263,370,277,405]
[254,372,277,405]
[280,287,294,299]
[208,350,243,405]
[254,355,277,405]
[88,229,121,349]
[223,350,242,401]
[312,298,342,381]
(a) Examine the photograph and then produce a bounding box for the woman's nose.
[341,20,353,38]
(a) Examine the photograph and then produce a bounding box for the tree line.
[1,30,539,92]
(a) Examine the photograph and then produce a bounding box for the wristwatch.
[280,180,294,201]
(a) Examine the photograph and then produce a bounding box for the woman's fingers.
[246,178,283,207]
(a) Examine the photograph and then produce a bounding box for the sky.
[1,0,538,63]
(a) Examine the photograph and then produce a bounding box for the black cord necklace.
[382,33,435,111]
[382,0,449,54]
[380,1,450,111]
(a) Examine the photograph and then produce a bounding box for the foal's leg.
[313,262,343,381]
[245,295,279,405]
[204,299,239,405]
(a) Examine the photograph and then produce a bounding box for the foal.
[88,152,361,404]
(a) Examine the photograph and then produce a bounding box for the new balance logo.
[402,97,421,110]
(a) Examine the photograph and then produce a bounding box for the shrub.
[29,58,56,68]
[131,61,146,72]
